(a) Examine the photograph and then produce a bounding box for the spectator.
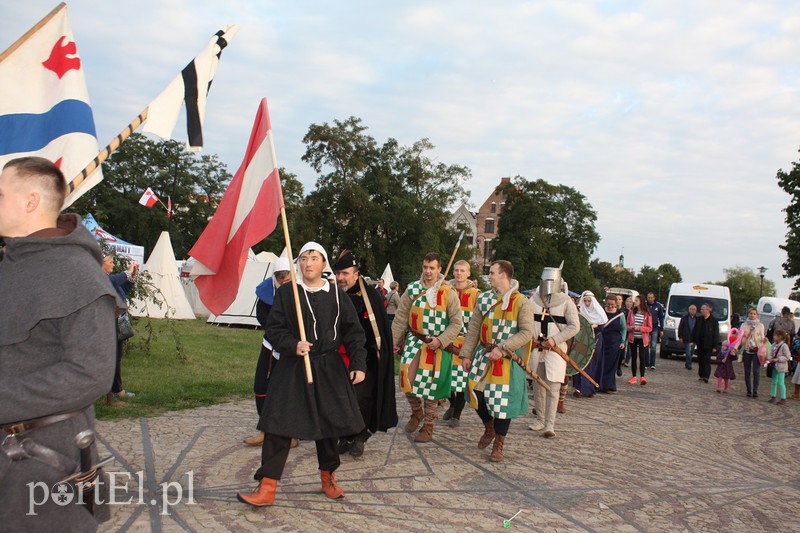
[773,307,795,346]
[646,292,665,370]
[678,304,698,371]
[376,278,388,305]
[768,330,791,405]
[103,251,138,406]
[626,295,652,386]
[621,297,635,369]
[732,307,766,398]
[693,303,719,384]
[714,340,735,393]
[386,281,400,323]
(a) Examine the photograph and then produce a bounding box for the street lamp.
[757,266,767,298]
[657,274,663,302]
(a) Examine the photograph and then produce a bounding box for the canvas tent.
[82,214,145,266]
[129,231,196,320]
[207,250,274,326]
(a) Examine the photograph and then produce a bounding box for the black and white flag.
[142,24,239,150]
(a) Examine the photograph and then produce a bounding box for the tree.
[589,259,637,294]
[633,263,682,301]
[492,177,600,290]
[716,266,776,315]
[301,118,470,283]
[777,149,800,288]
[70,134,231,258]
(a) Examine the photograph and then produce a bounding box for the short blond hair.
[453,260,470,272]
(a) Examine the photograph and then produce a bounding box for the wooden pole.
[63,108,149,208]
[532,340,599,387]
[0,3,65,64]
[280,206,313,384]
[443,230,464,278]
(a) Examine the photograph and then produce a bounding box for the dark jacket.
[260,281,367,440]
[692,314,720,354]
[343,283,398,433]
[0,214,117,530]
[648,301,665,331]
[678,314,697,343]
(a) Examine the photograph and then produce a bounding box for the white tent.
[380,263,395,287]
[207,251,272,327]
[129,232,196,320]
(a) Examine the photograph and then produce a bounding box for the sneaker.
[716,389,721,393]
[640,377,647,386]
[753,393,759,399]
[650,366,656,370]
[528,421,545,431]
[779,399,787,406]
[746,391,752,397]
[627,377,638,385]
[768,397,777,404]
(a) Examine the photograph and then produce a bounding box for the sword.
[60,431,114,515]
[532,340,599,388]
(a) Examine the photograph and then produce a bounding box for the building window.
[491,202,496,213]
[500,202,505,211]
[483,239,492,261]
[485,218,494,234]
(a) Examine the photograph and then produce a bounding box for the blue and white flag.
[0,4,102,206]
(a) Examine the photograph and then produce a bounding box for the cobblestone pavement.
[96,357,800,532]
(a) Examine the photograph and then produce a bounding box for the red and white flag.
[138,187,159,207]
[189,98,284,315]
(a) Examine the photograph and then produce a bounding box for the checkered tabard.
[412,368,438,399]
[451,363,468,392]
[484,383,512,417]
[400,335,422,365]
[420,308,448,336]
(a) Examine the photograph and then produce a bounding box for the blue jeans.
[684,343,694,369]
[742,351,760,394]
[648,330,659,367]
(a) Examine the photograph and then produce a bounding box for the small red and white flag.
[138,187,159,207]
[189,98,284,315]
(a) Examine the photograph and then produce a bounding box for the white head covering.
[295,241,338,340]
[579,290,608,325]
[297,241,329,265]
[273,256,291,273]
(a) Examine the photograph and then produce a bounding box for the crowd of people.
[3,157,799,528]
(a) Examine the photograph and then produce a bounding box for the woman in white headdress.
[572,291,608,397]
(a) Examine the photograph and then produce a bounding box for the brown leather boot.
[243,432,264,446]
[490,435,505,462]
[415,423,434,443]
[557,400,566,414]
[237,478,278,506]
[405,409,424,433]
[477,419,495,449]
[106,393,124,408]
[320,470,344,499]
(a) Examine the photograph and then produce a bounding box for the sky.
[4,1,800,297]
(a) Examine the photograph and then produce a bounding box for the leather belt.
[1,409,84,436]
[412,331,433,344]
[445,344,460,355]
[481,342,497,352]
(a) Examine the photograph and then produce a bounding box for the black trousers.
[255,434,339,480]
[111,340,124,394]
[697,350,712,380]
[474,390,511,436]
[448,390,466,419]
[630,339,647,378]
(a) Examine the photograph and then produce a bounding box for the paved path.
[96,357,800,532]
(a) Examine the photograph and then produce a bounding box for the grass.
[94,318,263,420]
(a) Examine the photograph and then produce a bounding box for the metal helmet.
[538,261,565,298]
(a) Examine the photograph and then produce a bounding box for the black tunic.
[344,283,398,433]
[259,281,367,440]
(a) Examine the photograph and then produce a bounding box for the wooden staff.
[64,108,149,207]
[0,3,65,63]
[532,340,599,388]
[502,349,549,389]
[357,276,382,354]
[442,230,464,278]
[279,206,313,384]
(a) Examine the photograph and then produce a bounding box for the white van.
[756,297,800,332]
[661,283,731,358]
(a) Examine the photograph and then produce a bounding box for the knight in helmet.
[527,262,580,438]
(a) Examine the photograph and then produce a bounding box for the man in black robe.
[333,251,398,457]
[238,242,367,506]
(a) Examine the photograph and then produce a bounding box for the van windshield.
[667,296,729,321]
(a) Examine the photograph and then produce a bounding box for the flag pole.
[0,3,66,64]
[443,230,465,278]
[64,107,149,208]
[279,206,313,384]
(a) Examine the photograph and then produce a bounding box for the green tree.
[716,266,776,315]
[492,177,600,290]
[301,118,470,283]
[777,149,800,288]
[70,134,231,258]
[590,259,637,294]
